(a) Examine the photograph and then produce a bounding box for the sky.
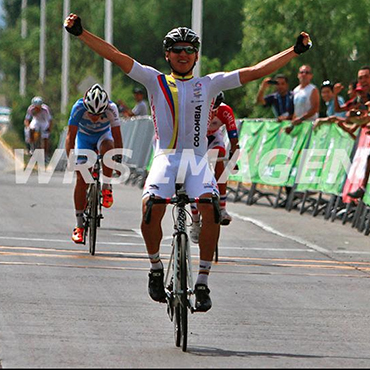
[0,0,4,28]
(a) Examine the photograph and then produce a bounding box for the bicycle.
[144,185,220,352]
[83,154,104,255]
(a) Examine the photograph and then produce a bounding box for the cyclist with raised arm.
[24,96,53,159]
[64,13,311,312]
[65,84,123,244]
[190,92,240,243]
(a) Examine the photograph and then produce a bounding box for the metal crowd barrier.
[121,115,154,187]
[54,115,154,189]
[54,126,68,171]
[224,119,369,238]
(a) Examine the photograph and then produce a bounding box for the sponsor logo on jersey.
[193,81,202,99]
[194,105,202,147]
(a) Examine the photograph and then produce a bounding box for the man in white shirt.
[286,64,319,134]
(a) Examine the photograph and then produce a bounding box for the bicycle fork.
[165,206,195,320]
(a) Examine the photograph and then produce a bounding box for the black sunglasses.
[170,46,198,54]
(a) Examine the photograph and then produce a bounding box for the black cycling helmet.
[163,27,200,51]
[213,92,225,109]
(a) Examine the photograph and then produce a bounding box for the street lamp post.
[39,0,46,84]
[191,0,203,78]
[20,0,27,97]
[104,0,113,97]
[61,0,70,114]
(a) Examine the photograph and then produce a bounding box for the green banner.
[296,123,331,192]
[318,125,355,195]
[228,119,266,183]
[249,121,282,183]
[252,121,312,186]
[363,182,370,206]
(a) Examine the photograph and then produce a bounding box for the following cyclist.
[65,84,123,244]
[24,96,53,160]
[190,92,240,243]
[64,13,311,312]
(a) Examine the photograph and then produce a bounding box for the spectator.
[346,102,370,199]
[120,87,149,117]
[313,81,346,130]
[256,74,294,121]
[334,66,370,113]
[321,80,346,117]
[347,80,358,100]
[286,64,319,134]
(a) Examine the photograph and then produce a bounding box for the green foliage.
[228,0,370,118]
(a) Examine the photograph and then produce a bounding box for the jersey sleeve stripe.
[158,75,179,149]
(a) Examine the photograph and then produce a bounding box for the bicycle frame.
[144,187,220,351]
[164,191,195,315]
[84,155,104,254]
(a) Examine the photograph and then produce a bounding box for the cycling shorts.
[143,152,219,199]
[207,130,226,157]
[30,119,50,139]
[75,131,113,164]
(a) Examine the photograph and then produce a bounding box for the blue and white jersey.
[68,99,121,136]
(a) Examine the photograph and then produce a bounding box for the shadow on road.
[188,346,370,361]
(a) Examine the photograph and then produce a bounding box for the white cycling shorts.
[30,119,50,139]
[143,152,219,199]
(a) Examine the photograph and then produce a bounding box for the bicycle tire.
[173,233,188,351]
[179,233,188,352]
[89,183,98,255]
[174,305,181,347]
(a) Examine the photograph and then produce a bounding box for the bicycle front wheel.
[88,183,98,255]
[173,233,188,352]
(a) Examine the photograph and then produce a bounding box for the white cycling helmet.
[31,96,43,106]
[83,84,109,115]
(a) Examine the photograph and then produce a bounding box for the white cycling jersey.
[25,104,52,130]
[127,61,242,158]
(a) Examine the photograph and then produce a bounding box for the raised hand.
[294,32,312,54]
[64,13,83,36]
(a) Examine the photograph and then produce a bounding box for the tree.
[228,0,370,117]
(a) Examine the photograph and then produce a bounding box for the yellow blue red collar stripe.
[171,72,194,81]
[158,74,179,149]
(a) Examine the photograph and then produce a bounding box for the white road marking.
[0,236,157,247]
[229,212,329,253]
[1,233,369,255]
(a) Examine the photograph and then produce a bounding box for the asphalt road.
[1,142,370,368]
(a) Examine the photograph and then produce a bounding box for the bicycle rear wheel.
[173,233,188,351]
[88,183,98,255]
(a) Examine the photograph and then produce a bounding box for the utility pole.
[104,0,113,97]
[39,0,46,84]
[191,0,203,78]
[61,0,70,114]
[20,0,27,97]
